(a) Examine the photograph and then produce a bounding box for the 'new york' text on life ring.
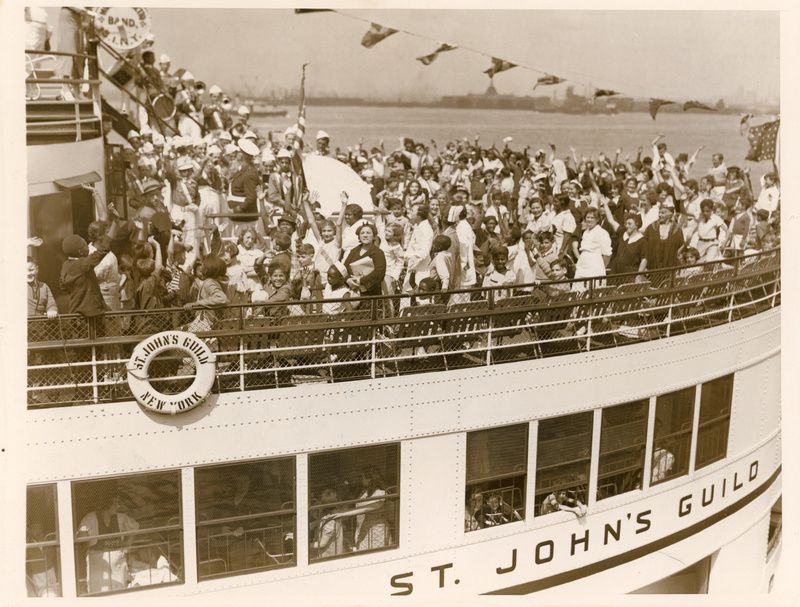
[126,331,216,415]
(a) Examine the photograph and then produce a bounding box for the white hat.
[238,138,260,157]
[207,145,221,157]
[237,105,250,116]
[127,130,140,139]
[502,136,513,144]
[141,142,155,154]
[218,131,233,142]
[224,143,239,155]
[261,148,276,163]
[159,54,171,63]
[277,148,293,159]
[356,156,367,164]
[447,205,464,223]
[181,71,195,81]
[362,169,375,178]
[221,100,233,111]
[243,130,257,140]
[209,84,222,95]
[177,156,193,170]
[316,130,330,141]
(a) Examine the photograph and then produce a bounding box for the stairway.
[26,99,102,145]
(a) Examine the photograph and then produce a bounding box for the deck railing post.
[370,298,377,379]
[486,288,495,366]
[239,306,245,392]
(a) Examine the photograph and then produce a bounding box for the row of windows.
[26,376,732,597]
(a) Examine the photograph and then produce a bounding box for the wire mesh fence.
[26,250,781,408]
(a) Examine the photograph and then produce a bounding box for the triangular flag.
[533,74,566,90]
[649,98,675,120]
[483,57,516,78]
[416,43,457,66]
[594,89,620,98]
[739,113,754,135]
[745,119,780,161]
[361,23,398,49]
[683,100,716,112]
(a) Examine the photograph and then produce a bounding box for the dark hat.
[62,234,87,257]
[277,214,297,226]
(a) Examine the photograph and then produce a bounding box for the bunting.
[361,23,398,48]
[484,57,516,78]
[739,113,754,135]
[294,9,333,13]
[416,43,457,66]
[532,74,566,89]
[683,100,715,112]
[745,119,779,161]
[648,98,675,120]
[594,89,620,98]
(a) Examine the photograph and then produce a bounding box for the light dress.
[573,225,612,291]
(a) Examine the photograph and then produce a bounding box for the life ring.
[126,330,216,415]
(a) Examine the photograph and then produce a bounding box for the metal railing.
[25,49,102,143]
[26,249,780,409]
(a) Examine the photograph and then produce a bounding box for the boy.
[482,246,517,301]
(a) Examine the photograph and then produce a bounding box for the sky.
[145,8,780,104]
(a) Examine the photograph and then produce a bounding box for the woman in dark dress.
[602,200,646,278]
[343,223,387,297]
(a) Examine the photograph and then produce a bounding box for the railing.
[25,49,102,144]
[26,249,781,409]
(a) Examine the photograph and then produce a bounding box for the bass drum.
[152,94,176,121]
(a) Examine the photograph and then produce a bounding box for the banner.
[484,57,516,78]
[416,43,457,66]
[361,23,398,48]
[683,100,715,112]
[649,98,675,120]
[533,74,566,90]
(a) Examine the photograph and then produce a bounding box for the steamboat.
[18,8,781,603]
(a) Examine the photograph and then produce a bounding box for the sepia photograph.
[1,2,795,605]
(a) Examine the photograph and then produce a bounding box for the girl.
[237,227,264,292]
[252,261,292,318]
[573,208,612,288]
[325,466,392,552]
[183,255,229,332]
[602,203,647,277]
[221,241,249,304]
[322,263,358,315]
[688,199,727,261]
[429,234,455,295]
[380,224,405,295]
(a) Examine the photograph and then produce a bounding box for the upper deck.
[26,249,780,410]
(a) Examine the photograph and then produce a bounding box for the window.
[597,400,649,500]
[308,443,399,562]
[695,375,733,469]
[26,484,61,597]
[465,424,527,532]
[535,412,592,516]
[195,458,296,580]
[72,471,182,596]
[767,496,782,561]
[651,387,695,485]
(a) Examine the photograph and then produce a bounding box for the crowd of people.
[25,42,781,328]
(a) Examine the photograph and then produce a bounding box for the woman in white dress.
[687,199,727,261]
[76,486,139,594]
[325,466,392,552]
[573,208,612,291]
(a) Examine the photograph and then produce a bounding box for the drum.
[152,94,176,120]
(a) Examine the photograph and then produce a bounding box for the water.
[252,105,775,180]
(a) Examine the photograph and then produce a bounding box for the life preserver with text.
[127,331,216,415]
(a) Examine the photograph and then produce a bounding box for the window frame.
[534,411,594,518]
[464,423,529,534]
[694,374,733,470]
[650,387,697,487]
[194,456,297,581]
[71,470,184,597]
[596,399,649,502]
[307,442,401,564]
[26,483,61,598]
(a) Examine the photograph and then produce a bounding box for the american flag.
[745,119,780,161]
